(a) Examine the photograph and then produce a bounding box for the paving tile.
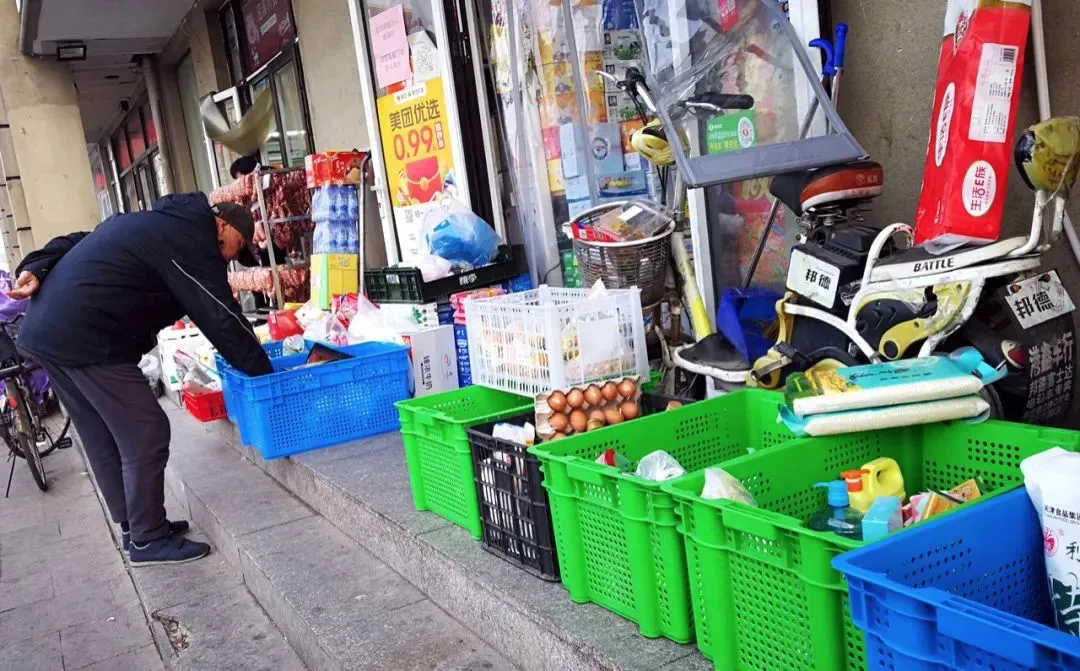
[49,579,128,631]
[80,645,163,671]
[0,631,63,671]
[131,539,241,612]
[0,564,53,612]
[0,595,53,645]
[153,591,303,671]
[60,603,151,670]
[0,519,62,557]
[0,544,52,582]
[57,509,109,540]
[184,463,312,538]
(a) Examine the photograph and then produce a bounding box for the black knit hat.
[211,202,256,243]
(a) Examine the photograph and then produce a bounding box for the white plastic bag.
[1021,447,1080,637]
[701,467,756,505]
[138,353,162,386]
[414,254,454,282]
[346,295,418,345]
[303,314,349,346]
[294,300,326,329]
[635,450,685,482]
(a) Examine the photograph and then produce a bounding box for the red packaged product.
[304,151,367,189]
[913,0,1031,247]
[267,310,303,341]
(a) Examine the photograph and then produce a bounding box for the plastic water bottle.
[331,221,347,254]
[345,187,359,221]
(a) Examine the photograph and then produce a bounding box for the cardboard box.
[402,325,459,397]
[311,254,359,310]
[305,151,367,189]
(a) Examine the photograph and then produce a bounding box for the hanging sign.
[370,5,412,89]
[240,0,295,73]
[376,78,459,262]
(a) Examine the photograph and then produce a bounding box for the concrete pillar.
[0,0,99,254]
[142,56,175,195]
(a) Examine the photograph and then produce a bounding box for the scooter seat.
[770,160,884,216]
[869,236,1028,282]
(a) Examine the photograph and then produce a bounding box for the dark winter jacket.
[15,193,273,376]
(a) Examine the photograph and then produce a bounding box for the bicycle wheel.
[37,405,69,458]
[6,379,46,491]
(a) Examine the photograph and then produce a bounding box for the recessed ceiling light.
[104,75,119,80]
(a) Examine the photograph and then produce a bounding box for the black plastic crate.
[464,392,693,581]
[365,244,525,304]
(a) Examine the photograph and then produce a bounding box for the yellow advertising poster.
[376,77,458,262]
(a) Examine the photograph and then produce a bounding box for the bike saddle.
[869,236,1029,282]
[770,160,884,216]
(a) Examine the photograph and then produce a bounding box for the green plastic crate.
[529,389,792,641]
[663,419,1080,670]
[396,386,533,539]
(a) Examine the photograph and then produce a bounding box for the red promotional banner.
[241,0,296,73]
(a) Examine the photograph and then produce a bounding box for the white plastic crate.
[464,285,648,396]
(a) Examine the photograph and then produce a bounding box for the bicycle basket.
[570,202,675,306]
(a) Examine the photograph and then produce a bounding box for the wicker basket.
[570,202,674,306]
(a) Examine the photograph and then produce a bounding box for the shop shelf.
[663,420,1080,670]
[396,386,533,539]
[529,389,791,642]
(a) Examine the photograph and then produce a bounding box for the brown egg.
[666,400,683,411]
[603,408,624,425]
[617,378,637,399]
[620,401,640,420]
[548,391,567,413]
[584,385,603,407]
[549,413,569,433]
[567,388,585,409]
[569,409,588,433]
[550,432,567,441]
[601,382,619,402]
[588,408,607,424]
[586,419,606,432]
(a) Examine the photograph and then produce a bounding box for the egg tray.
[535,376,658,441]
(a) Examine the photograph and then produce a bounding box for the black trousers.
[39,360,171,543]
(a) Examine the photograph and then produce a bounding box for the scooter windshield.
[634,0,864,187]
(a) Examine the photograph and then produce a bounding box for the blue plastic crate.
[216,341,290,431]
[220,341,410,459]
[834,488,1080,670]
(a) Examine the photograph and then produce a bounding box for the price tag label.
[1006,271,1075,330]
[787,248,841,309]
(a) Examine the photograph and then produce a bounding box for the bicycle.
[0,316,72,494]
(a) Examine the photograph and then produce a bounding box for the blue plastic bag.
[715,287,782,363]
[424,210,501,268]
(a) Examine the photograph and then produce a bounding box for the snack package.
[702,467,757,505]
[914,0,1032,248]
[1022,447,1080,636]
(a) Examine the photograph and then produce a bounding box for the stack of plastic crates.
[835,487,1080,670]
[217,340,411,459]
[529,389,791,641]
[396,386,533,538]
[662,420,1080,670]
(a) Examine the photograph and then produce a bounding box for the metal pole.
[253,166,284,308]
[141,56,175,195]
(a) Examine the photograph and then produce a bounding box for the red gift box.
[305,151,368,189]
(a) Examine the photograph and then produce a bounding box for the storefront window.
[142,102,157,147]
[126,113,146,159]
[219,0,312,169]
[274,60,308,166]
[176,54,216,192]
[114,131,131,171]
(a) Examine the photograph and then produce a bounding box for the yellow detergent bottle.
[861,457,906,506]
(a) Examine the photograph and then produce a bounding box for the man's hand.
[7,271,39,300]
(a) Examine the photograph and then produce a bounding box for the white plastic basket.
[464,285,649,396]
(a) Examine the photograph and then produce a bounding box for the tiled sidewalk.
[0,436,162,670]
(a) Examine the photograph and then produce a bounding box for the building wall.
[831,0,1080,421]
[292,0,386,267]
